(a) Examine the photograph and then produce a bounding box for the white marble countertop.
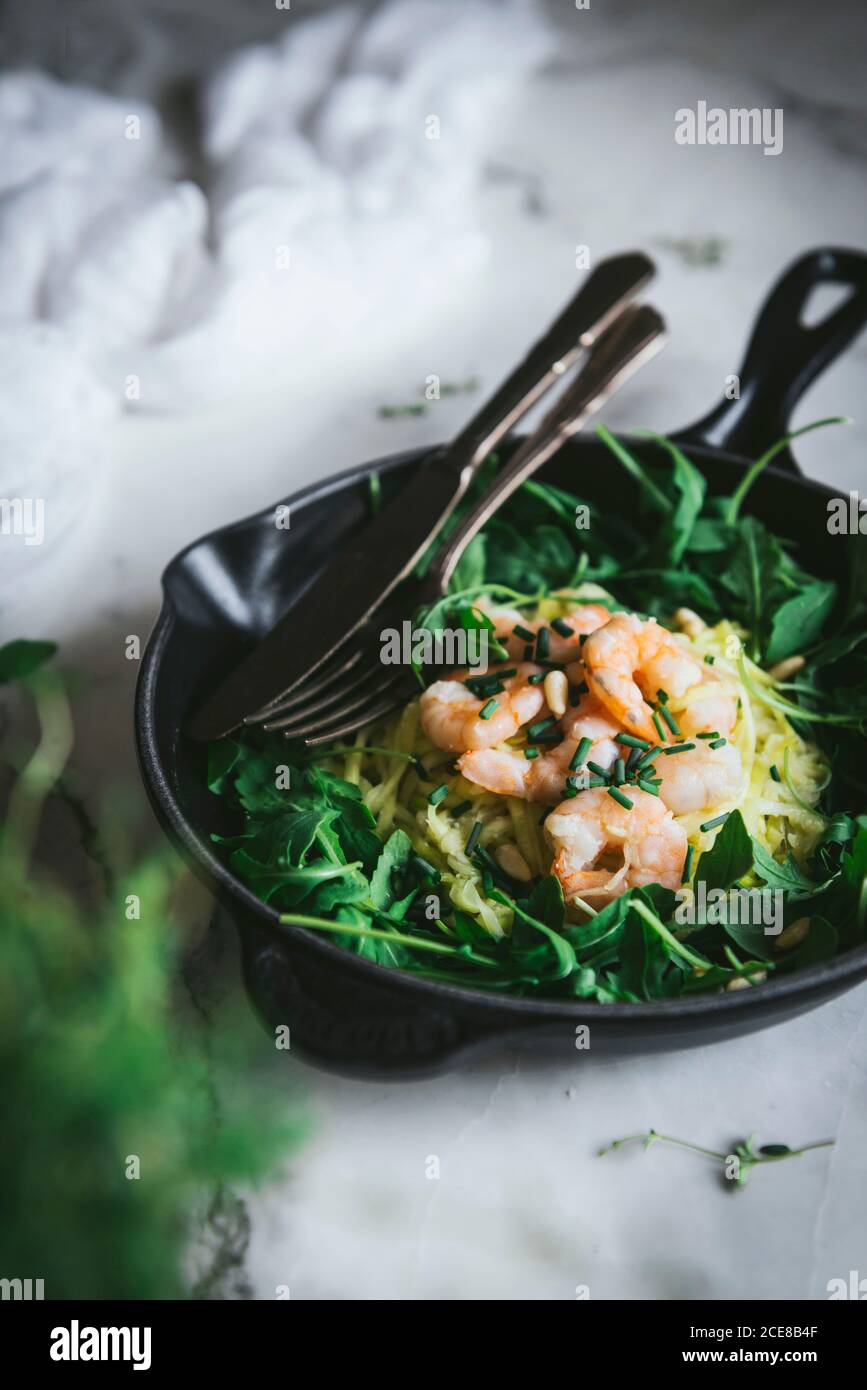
[6,0,867,1299]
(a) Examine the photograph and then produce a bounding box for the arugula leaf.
[776,915,838,972]
[645,433,706,564]
[334,905,412,968]
[752,840,816,894]
[207,739,240,794]
[369,830,414,911]
[765,581,837,664]
[696,811,753,891]
[722,919,778,962]
[720,517,785,659]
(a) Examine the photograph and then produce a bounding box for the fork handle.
[429,303,667,591]
[437,252,655,494]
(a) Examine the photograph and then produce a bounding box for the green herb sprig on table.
[600,1128,835,1187]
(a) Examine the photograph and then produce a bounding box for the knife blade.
[185,252,654,741]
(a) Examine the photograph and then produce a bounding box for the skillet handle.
[672,248,867,475]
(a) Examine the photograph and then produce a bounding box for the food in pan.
[208,424,867,1002]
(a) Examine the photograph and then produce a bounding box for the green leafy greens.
[208,424,867,1002]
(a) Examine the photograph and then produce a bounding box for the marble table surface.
[7,0,867,1299]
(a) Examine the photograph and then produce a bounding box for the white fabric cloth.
[0,0,554,559]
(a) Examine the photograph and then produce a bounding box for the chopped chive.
[535,628,551,660]
[662,742,695,755]
[570,736,593,771]
[770,763,781,782]
[551,617,574,638]
[524,747,540,760]
[682,844,695,883]
[467,679,504,698]
[660,705,681,736]
[565,774,579,790]
[451,800,472,817]
[481,869,494,894]
[614,757,626,784]
[636,746,663,768]
[527,715,557,738]
[652,711,667,740]
[637,779,659,796]
[523,645,535,661]
[533,731,563,745]
[626,746,643,773]
[465,821,483,855]
[528,671,546,685]
[704,654,715,664]
[513,623,535,643]
[587,775,608,788]
[495,667,517,680]
[700,812,730,834]
[427,783,449,806]
[607,787,633,810]
[696,731,719,740]
[564,785,579,798]
[413,854,439,879]
[479,698,499,720]
[657,688,669,704]
[710,737,727,750]
[587,761,610,778]
[617,732,651,749]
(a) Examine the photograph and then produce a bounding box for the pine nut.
[768,655,805,682]
[544,669,568,718]
[726,970,766,991]
[773,916,810,952]
[495,843,532,883]
[674,607,706,639]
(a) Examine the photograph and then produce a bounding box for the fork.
[252,302,665,746]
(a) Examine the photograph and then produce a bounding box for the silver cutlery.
[259,301,666,745]
[185,252,655,742]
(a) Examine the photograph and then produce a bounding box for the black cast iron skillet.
[136,248,867,1078]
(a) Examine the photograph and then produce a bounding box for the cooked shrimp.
[583,613,729,741]
[546,786,688,906]
[654,740,742,816]
[419,662,545,753]
[457,694,620,803]
[479,602,611,662]
[676,671,737,737]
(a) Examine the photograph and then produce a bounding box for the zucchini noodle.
[314,594,828,938]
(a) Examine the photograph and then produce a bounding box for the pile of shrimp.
[327,589,828,930]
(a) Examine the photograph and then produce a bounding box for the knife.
[185,252,654,741]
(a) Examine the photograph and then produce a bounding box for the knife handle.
[436,251,655,495]
[430,303,667,590]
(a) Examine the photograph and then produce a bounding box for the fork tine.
[272,668,411,736]
[261,660,394,731]
[296,677,417,747]
[245,645,366,724]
